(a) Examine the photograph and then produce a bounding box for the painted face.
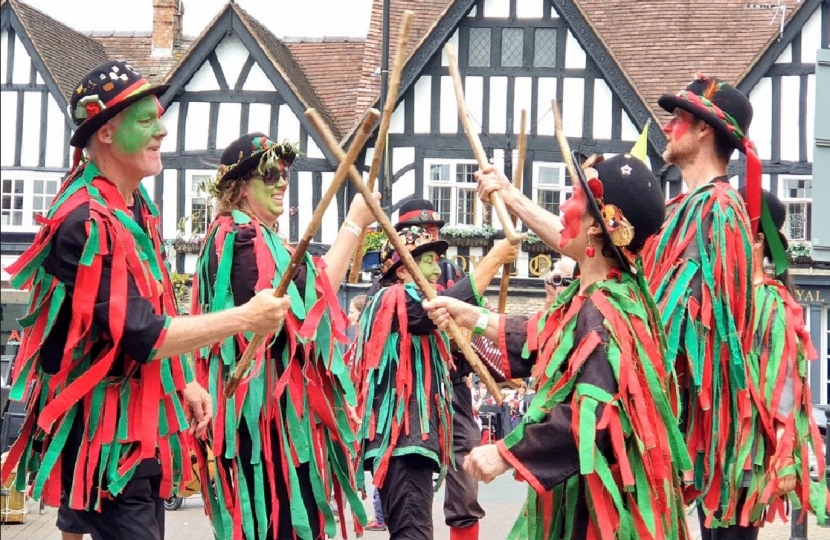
[416,251,441,284]
[244,162,289,226]
[423,224,440,241]
[662,109,698,165]
[558,180,587,250]
[111,95,167,176]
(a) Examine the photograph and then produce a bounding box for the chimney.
[152,0,183,57]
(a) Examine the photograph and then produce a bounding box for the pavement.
[2,474,828,539]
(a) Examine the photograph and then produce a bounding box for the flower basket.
[521,233,556,255]
[791,255,812,265]
[174,238,204,255]
[442,235,492,248]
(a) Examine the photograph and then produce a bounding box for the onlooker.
[543,256,575,311]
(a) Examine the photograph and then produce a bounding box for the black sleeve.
[502,315,536,379]
[500,301,617,492]
[51,206,167,363]
[229,224,308,307]
[405,276,478,334]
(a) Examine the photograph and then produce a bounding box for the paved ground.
[2,475,828,539]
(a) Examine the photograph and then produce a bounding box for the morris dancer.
[738,187,829,527]
[0,61,288,540]
[426,154,691,539]
[640,75,770,536]
[352,228,515,540]
[191,133,377,540]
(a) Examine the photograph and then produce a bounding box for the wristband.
[342,220,363,237]
[473,308,491,335]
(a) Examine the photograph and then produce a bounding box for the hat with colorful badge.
[214,132,300,191]
[379,226,449,283]
[394,198,446,231]
[571,152,665,270]
[69,60,169,148]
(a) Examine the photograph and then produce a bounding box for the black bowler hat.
[379,226,449,283]
[572,153,665,270]
[658,74,764,235]
[69,60,169,148]
[395,198,445,231]
[739,186,789,266]
[215,132,299,190]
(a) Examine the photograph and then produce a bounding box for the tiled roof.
[574,0,805,124]
[286,38,366,136]
[353,0,455,127]
[9,0,109,102]
[232,3,341,139]
[90,31,195,86]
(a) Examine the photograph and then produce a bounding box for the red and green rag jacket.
[190,211,365,540]
[739,276,829,526]
[491,270,690,540]
[0,162,192,511]
[641,179,755,519]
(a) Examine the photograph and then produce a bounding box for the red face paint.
[663,111,693,143]
[558,181,586,250]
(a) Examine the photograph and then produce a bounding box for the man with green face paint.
[351,227,516,540]
[1,60,290,540]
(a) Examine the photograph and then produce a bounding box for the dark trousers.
[697,496,760,540]
[378,454,435,540]
[444,381,485,529]
[70,474,166,540]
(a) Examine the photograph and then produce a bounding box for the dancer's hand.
[242,290,291,334]
[773,455,797,497]
[182,381,213,438]
[422,297,479,331]
[489,238,520,265]
[463,444,510,483]
[345,192,382,229]
[475,166,516,206]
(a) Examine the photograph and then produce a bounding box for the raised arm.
[322,192,381,289]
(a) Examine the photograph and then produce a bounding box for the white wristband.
[342,220,363,237]
[473,308,491,335]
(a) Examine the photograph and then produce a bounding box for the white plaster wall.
[620,110,639,141]
[247,103,272,136]
[0,91,18,163]
[489,76,508,134]
[213,34,248,89]
[391,167,416,208]
[466,76,485,135]
[389,100,406,134]
[536,77,557,136]
[516,0,544,19]
[484,0,510,18]
[801,8,822,64]
[748,77,772,159]
[513,77,532,134]
[320,171,339,243]
[141,176,155,202]
[19,92,40,167]
[184,102,210,150]
[780,75,800,162]
[295,171,314,237]
[413,76,432,134]
[562,78,584,138]
[12,35,29,84]
[44,96,65,168]
[0,30,7,83]
[441,30,460,67]
[440,75,458,134]
[242,62,273,91]
[775,43,792,64]
[215,102,242,150]
[277,103,301,144]
[161,102,180,153]
[564,30,586,70]
[592,79,613,140]
[186,61,220,92]
[306,137,325,160]
[161,169,178,239]
[806,74,815,162]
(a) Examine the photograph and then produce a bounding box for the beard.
[662,139,696,167]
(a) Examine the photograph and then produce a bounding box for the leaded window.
[501,28,524,67]
[468,28,491,67]
[534,28,557,68]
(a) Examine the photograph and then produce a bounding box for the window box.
[521,233,555,254]
[439,225,496,248]
[443,235,492,248]
[173,238,204,254]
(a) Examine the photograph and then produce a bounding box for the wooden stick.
[349,10,414,284]
[444,43,525,246]
[306,109,504,404]
[497,109,527,313]
[224,109,381,398]
[551,99,580,183]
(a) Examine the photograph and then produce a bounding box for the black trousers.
[697,495,760,540]
[443,381,485,528]
[70,474,166,540]
[378,454,436,540]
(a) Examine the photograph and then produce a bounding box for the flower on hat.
[74,95,107,121]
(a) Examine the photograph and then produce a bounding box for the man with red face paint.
[640,75,793,538]
[0,60,290,540]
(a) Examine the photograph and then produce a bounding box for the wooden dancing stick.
[306,109,504,404]
[444,43,525,246]
[224,109,381,398]
[551,99,580,185]
[348,10,414,284]
[497,109,527,314]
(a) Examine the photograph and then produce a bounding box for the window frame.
[185,170,216,238]
[778,174,812,243]
[423,158,483,228]
[531,162,570,216]
[1,170,64,232]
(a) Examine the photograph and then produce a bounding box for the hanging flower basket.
[439,225,496,249]
[442,235,492,248]
[174,238,204,255]
[521,233,555,254]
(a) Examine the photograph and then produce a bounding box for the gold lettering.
[468,255,483,270]
[795,289,804,301]
[451,255,467,272]
[805,291,815,302]
[528,254,553,276]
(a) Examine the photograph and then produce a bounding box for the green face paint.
[247,168,287,224]
[416,252,441,283]
[113,96,165,155]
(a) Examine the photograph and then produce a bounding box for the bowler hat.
[739,186,789,259]
[216,133,299,190]
[69,60,168,148]
[380,226,449,283]
[395,198,445,230]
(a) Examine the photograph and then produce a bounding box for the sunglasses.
[260,167,290,186]
[545,274,573,287]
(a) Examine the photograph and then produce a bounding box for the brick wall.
[152,0,182,54]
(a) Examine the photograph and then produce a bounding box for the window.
[779,175,812,242]
[532,163,570,215]
[425,160,481,227]
[534,28,557,68]
[501,28,524,67]
[1,172,65,231]
[468,28,491,67]
[188,173,215,236]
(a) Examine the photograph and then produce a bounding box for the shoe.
[364,520,387,531]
